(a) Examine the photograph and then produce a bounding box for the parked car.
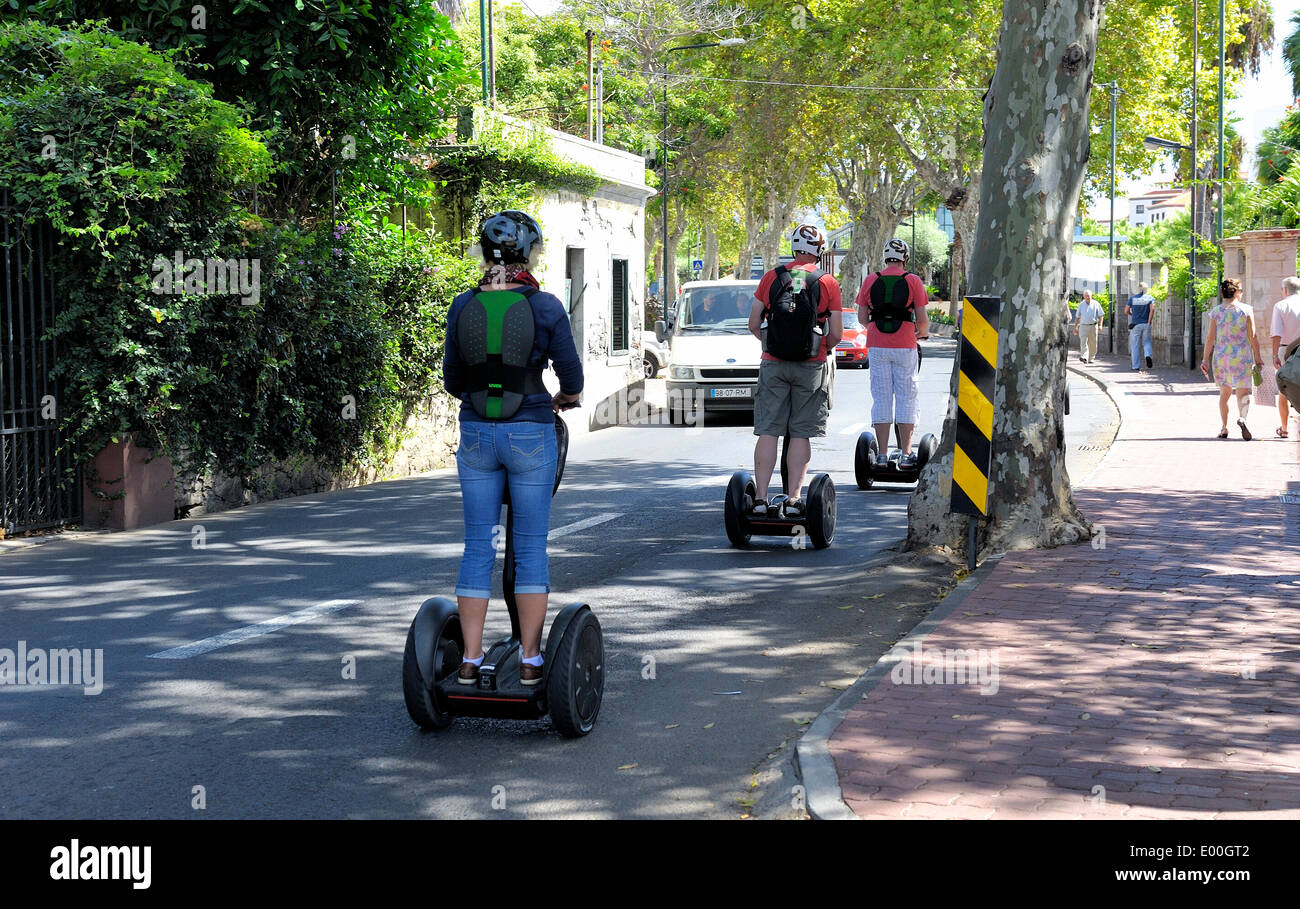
[654,279,835,423]
[834,307,869,367]
[641,335,668,379]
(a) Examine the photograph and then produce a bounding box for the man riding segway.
[855,238,930,469]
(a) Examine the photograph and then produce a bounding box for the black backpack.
[764,265,825,361]
[868,271,916,333]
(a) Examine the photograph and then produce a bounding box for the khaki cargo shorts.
[753,359,830,438]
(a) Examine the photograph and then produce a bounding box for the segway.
[725,434,836,549]
[855,427,937,489]
[402,410,604,737]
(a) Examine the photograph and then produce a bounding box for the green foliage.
[21,0,473,218]
[0,21,271,243]
[895,216,950,275]
[431,109,600,240]
[1,21,482,481]
[1163,235,1223,311]
[462,4,653,155]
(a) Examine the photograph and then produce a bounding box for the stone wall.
[173,392,461,519]
[1221,229,1300,376]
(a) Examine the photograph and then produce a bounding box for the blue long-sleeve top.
[443,286,584,424]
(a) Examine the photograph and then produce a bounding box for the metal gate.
[1,192,81,534]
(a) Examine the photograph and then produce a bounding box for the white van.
[654,279,834,424]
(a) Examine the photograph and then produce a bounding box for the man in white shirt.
[1073,290,1104,363]
[1271,276,1300,437]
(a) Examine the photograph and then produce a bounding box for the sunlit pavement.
[830,355,1300,818]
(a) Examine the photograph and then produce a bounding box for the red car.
[834,308,869,367]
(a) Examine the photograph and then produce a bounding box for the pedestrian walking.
[747,224,842,516]
[855,238,931,466]
[443,210,583,686]
[1126,282,1156,371]
[1073,290,1104,363]
[1201,277,1264,441]
[1270,276,1300,438]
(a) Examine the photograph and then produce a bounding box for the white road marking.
[839,422,868,435]
[548,513,621,539]
[147,599,359,659]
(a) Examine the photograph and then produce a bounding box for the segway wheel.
[402,610,463,730]
[917,433,938,471]
[547,607,604,737]
[724,470,754,548]
[854,433,878,490]
[806,473,836,549]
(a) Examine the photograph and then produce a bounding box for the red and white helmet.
[790,223,827,256]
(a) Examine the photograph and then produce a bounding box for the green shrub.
[1,21,482,482]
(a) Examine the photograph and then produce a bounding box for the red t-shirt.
[755,261,842,362]
[855,266,927,349]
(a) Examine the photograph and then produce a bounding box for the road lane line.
[840,422,868,435]
[148,599,359,659]
[548,513,621,539]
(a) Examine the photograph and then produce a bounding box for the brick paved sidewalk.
[829,355,1300,818]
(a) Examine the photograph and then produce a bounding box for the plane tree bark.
[909,0,1102,559]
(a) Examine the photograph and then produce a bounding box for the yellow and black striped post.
[951,294,1002,569]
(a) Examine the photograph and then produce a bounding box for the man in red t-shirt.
[855,238,930,466]
[746,224,843,516]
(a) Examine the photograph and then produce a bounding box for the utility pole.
[1217,0,1225,275]
[487,0,496,109]
[1188,0,1199,370]
[662,54,670,315]
[1108,81,1119,355]
[594,59,605,144]
[586,30,594,141]
[478,0,488,103]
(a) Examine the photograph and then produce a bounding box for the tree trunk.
[666,196,688,303]
[838,225,871,303]
[946,180,980,317]
[735,195,763,279]
[703,222,719,280]
[909,0,1100,560]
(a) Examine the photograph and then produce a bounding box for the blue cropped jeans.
[455,420,557,599]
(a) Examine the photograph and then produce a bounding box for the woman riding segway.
[442,211,583,686]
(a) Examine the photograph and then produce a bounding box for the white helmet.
[883,238,910,263]
[790,223,827,256]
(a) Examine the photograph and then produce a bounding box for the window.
[611,258,629,354]
[1135,204,1145,214]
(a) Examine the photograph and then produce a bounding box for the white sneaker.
[875,453,888,468]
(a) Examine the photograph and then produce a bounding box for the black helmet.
[479,210,542,265]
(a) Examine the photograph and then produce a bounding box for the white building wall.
[518,121,655,437]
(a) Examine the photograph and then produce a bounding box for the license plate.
[711,387,752,399]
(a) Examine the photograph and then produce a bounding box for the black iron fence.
[1,192,81,534]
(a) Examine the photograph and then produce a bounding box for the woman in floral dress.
[1201,278,1263,440]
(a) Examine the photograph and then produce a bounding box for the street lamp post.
[661,38,744,322]
[1106,81,1122,354]
[1144,134,1198,370]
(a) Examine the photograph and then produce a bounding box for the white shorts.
[869,346,920,425]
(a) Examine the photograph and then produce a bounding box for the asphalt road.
[0,341,1117,818]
